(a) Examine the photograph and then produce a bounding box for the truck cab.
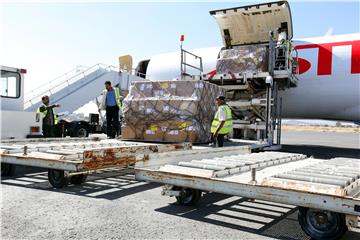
[1,66,42,139]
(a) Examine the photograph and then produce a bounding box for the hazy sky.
[1,0,359,94]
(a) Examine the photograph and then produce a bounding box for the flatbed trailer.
[135,146,360,240]
[0,137,191,188]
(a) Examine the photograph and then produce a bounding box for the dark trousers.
[212,133,226,147]
[106,105,120,138]
[43,124,55,138]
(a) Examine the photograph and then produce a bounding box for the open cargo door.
[119,55,133,72]
[210,1,293,47]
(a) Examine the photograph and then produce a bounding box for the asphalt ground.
[1,130,359,239]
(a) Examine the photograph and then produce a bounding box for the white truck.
[0,65,42,139]
[0,64,111,140]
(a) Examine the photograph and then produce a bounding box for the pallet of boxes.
[122,80,225,143]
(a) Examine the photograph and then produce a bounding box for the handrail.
[180,47,203,80]
[24,63,118,108]
[25,65,87,96]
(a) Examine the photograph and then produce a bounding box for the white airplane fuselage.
[142,33,360,121]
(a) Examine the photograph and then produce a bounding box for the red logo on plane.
[295,40,360,75]
[294,57,311,75]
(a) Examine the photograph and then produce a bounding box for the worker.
[36,95,60,138]
[277,30,287,47]
[210,95,233,147]
[100,81,121,138]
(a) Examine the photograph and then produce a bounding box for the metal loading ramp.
[135,147,360,237]
[0,138,191,188]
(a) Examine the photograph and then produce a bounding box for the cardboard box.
[122,80,225,143]
[143,130,164,141]
[216,44,269,74]
[163,129,199,143]
[121,126,143,139]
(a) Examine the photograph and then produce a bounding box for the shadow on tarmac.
[155,192,359,240]
[155,192,309,240]
[1,167,160,200]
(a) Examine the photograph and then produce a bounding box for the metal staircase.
[24,63,145,114]
[24,66,79,106]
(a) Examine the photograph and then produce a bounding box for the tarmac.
[1,130,359,240]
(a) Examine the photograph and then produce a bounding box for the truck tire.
[175,187,202,206]
[70,174,88,185]
[298,207,347,240]
[72,125,89,138]
[1,163,15,177]
[48,169,69,188]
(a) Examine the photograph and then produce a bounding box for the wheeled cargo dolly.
[135,146,360,240]
[0,137,190,188]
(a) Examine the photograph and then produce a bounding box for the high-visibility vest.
[36,104,58,125]
[277,32,287,47]
[102,87,121,108]
[211,105,233,134]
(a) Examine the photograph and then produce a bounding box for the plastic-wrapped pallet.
[216,44,269,74]
[122,80,225,143]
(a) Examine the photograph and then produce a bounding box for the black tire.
[70,174,88,185]
[298,207,347,240]
[74,125,89,138]
[175,188,202,206]
[1,163,15,176]
[48,169,69,188]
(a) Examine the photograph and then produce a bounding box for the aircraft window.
[0,70,20,98]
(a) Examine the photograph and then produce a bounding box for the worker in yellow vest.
[210,95,233,147]
[36,95,60,138]
[100,81,122,138]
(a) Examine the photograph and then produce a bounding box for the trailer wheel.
[298,207,347,240]
[1,163,15,176]
[175,188,202,206]
[73,125,89,138]
[70,174,88,185]
[48,169,69,188]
